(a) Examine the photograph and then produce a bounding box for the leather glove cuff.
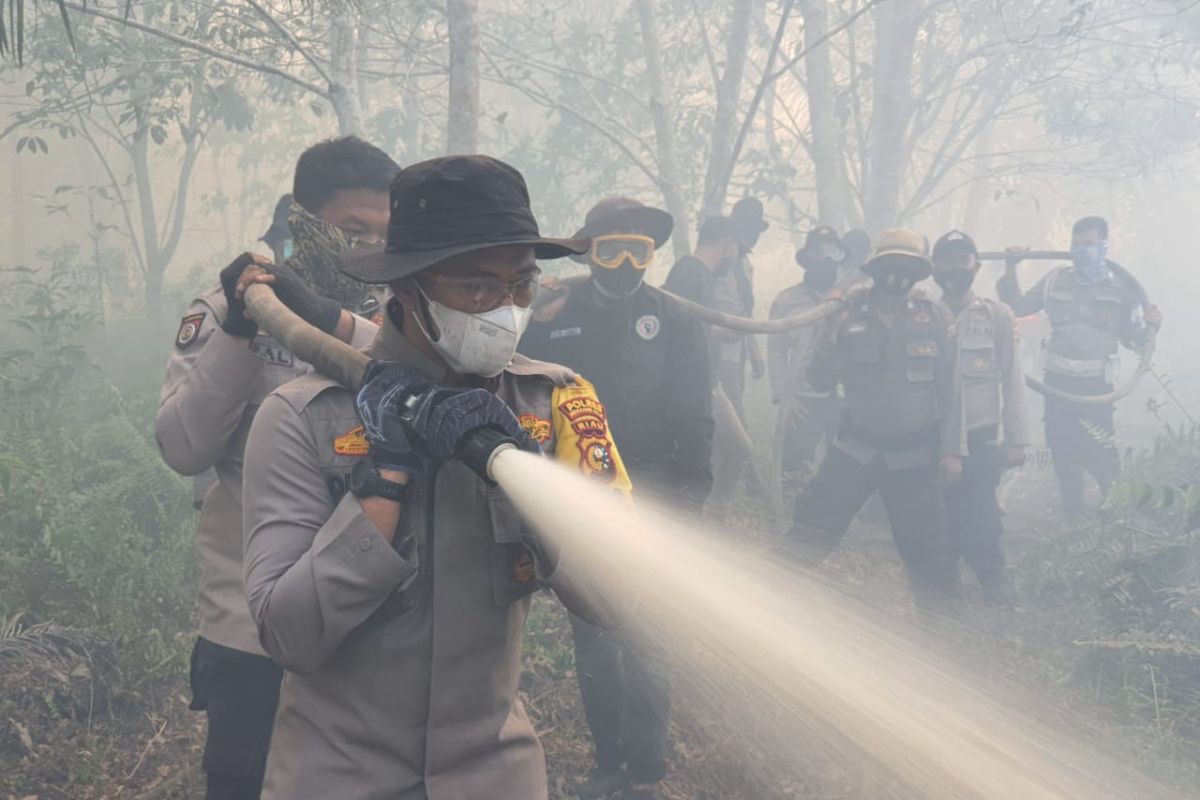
[219,253,261,338]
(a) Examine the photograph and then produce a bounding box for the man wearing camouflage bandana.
[156,136,399,800]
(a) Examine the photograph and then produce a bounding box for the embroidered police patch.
[635,315,660,340]
[175,313,206,350]
[333,425,370,457]
[518,413,552,443]
[558,395,617,481]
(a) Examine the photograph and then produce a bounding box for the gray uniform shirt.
[768,282,825,402]
[154,285,375,654]
[242,317,622,800]
[951,294,1030,446]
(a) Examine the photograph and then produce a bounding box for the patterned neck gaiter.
[285,202,377,312]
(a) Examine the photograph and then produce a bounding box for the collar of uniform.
[367,299,449,382]
[945,290,978,316]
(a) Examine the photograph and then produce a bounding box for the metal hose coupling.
[457,426,520,484]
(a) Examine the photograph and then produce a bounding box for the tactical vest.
[1042,268,1126,375]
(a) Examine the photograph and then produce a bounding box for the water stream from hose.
[491,448,1183,800]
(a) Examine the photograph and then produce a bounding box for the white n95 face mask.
[415,284,532,377]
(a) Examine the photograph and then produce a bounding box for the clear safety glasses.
[420,270,543,313]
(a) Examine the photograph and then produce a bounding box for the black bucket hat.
[341,155,588,283]
[569,197,673,263]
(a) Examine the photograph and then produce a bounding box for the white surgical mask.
[414,284,532,377]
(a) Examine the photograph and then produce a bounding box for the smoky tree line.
[1,0,1199,311]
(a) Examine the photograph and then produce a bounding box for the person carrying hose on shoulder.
[996,216,1162,519]
[239,155,632,800]
[155,136,397,800]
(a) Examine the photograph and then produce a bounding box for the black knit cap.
[932,229,978,261]
[340,155,587,283]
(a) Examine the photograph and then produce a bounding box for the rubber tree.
[446,0,480,154]
[634,0,692,253]
[699,0,756,222]
[800,0,854,230]
[863,0,921,233]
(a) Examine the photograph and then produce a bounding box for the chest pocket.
[959,325,996,381]
[1045,283,1076,324]
[1081,286,1124,328]
[486,487,542,606]
[839,322,885,387]
[905,339,939,383]
[316,414,373,501]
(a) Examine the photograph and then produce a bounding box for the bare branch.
[244,0,334,87]
[59,1,330,99]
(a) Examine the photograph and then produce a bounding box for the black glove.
[355,361,537,475]
[265,261,342,334]
[355,362,432,473]
[219,253,262,338]
[402,386,538,465]
[219,255,342,338]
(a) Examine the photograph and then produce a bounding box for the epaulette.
[508,353,578,388]
[270,371,348,413]
[194,284,229,325]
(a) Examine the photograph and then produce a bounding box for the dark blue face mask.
[1070,241,1108,284]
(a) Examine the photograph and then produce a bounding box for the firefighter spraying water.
[245,268,1182,800]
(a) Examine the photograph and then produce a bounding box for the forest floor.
[3,467,1196,799]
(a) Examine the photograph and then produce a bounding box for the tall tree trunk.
[9,149,26,266]
[329,0,364,135]
[863,0,920,232]
[400,76,421,160]
[446,0,480,154]
[700,0,756,221]
[802,0,852,230]
[961,121,994,234]
[130,122,163,316]
[634,0,691,254]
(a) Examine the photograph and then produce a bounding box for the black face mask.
[590,260,645,300]
[876,271,916,296]
[804,261,839,293]
[933,270,976,295]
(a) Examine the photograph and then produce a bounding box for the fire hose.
[537,274,846,524]
[242,283,516,482]
[976,251,1158,405]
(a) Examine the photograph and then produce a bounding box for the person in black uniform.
[523,197,713,800]
[662,216,754,516]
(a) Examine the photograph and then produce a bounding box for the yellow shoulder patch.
[550,376,633,494]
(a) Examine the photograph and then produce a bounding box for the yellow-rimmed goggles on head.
[590,234,656,270]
